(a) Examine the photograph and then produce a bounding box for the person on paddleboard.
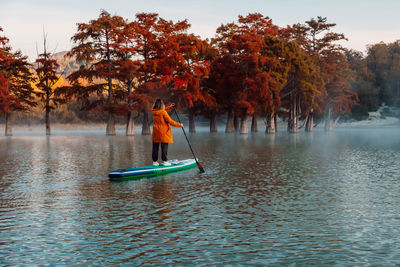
[152,99,183,166]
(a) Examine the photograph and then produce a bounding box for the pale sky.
[1,0,400,61]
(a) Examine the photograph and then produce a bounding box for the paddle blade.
[197,163,205,173]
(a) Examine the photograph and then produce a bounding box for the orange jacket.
[152,108,182,143]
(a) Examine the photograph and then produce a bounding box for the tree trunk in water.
[126,81,134,136]
[45,91,51,136]
[333,116,341,128]
[126,111,135,136]
[142,110,151,135]
[234,114,239,132]
[288,93,299,133]
[325,107,340,132]
[210,115,217,132]
[305,111,314,132]
[106,112,116,136]
[225,109,235,133]
[189,109,196,133]
[105,31,116,136]
[5,113,12,136]
[325,106,333,132]
[105,65,116,135]
[265,113,276,134]
[251,114,258,132]
[239,116,248,134]
[287,94,293,133]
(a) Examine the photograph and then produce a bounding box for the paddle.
[172,106,205,173]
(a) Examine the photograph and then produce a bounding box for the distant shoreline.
[1,116,399,136]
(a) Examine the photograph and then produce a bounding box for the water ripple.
[1,129,400,265]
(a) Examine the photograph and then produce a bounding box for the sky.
[1,0,400,61]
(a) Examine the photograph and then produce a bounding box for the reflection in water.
[0,127,400,265]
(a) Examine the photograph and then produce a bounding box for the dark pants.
[152,142,168,162]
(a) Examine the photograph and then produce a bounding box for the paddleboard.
[108,159,197,181]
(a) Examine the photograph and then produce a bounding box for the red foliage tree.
[0,27,12,116]
[122,13,212,134]
[111,21,142,135]
[1,27,37,136]
[211,13,281,133]
[323,51,357,130]
[157,23,211,133]
[4,51,37,136]
[205,54,242,132]
[123,13,164,135]
[67,10,127,135]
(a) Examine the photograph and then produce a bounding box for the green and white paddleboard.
[108,159,197,181]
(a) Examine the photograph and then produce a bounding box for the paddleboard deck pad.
[109,159,197,181]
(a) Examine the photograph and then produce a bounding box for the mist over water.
[1,126,399,265]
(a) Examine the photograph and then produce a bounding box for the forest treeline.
[1,11,400,136]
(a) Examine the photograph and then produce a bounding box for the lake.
[1,126,399,265]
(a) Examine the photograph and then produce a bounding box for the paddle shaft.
[173,107,205,173]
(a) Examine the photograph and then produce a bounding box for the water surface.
[1,127,399,265]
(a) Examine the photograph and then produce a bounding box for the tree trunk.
[126,81,134,136]
[287,94,294,133]
[325,109,341,132]
[325,106,333,132]
[106,112,116,136]
[239,116,248,134]
[126,111,135,136]
[296,95,301,132]
[265,113,276,134]
[104,31,116,136]
[46,90,51,136]
[251,114,258,132]
[333,115,341,128]
[305,110,314,132]
[5,113,12,136]
[225,108,235,133]
[142,109,151,135]
[210,115,217,132]
[189,109,196,133]
[288,93,299,133]
[234,114,239,132]
[105,111,116,136]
